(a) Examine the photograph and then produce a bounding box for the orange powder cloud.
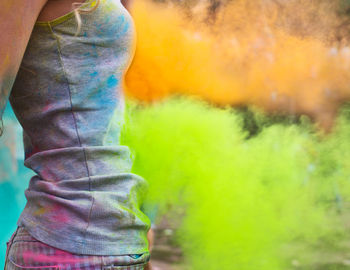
[125,0,350,127]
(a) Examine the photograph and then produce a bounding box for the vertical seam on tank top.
[48,23,95,236]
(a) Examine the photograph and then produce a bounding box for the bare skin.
[0,0,48,127]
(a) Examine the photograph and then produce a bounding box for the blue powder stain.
[121,21,130,35]
[107,75,119,88]
[90,71,98,78]
[117,16,130,35]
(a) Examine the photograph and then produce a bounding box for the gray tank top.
[9,0,150,255]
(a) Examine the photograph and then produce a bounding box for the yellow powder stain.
[33,207,47,216]
[0,54,10,76]
[2,1,15,14]
[90,0,98,8]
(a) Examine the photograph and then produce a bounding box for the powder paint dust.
[121,1,350,269]
[125,0,350,129]
[121,98,350,269]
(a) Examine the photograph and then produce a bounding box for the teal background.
[0,102,34,269]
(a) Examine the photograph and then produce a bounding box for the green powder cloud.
[121,97,350,270]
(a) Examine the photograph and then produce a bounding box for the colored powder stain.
[33,207,47,216]
[0,54,10,75]
[115,15,129,36]
[42,101,53,113]
[90,0,98,8]
[50,203,69,224]
[21,250,93,264]
[107,75,119,88]
[39,167,55,182]
[90,71,98,78]
[24,141,44,159]
[121,17,130,35]
[2,2,14,13]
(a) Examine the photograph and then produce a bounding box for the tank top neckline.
[35,0,98,27]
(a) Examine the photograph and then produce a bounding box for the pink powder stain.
[51,203,70,224]
[42,201,70,231]
[22,249,96,265]
[40,167,56,182]
[27,144,42,159]
[42,100,54,112]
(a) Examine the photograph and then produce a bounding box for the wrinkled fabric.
[9,0,150,255]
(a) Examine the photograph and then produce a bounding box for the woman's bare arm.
[0,0,48,133]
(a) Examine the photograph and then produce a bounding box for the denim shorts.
[4,226,150,270]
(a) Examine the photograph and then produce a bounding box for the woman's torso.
[9,0,150,256]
